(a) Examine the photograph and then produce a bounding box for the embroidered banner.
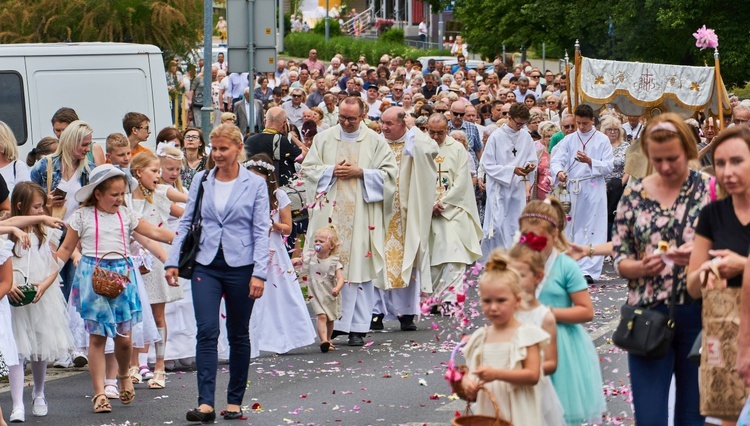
[571,57,730,118]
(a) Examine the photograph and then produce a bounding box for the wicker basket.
[9,268,36,307]
[451,387,513,426]
[92,252,131,299]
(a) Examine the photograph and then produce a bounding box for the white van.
[0,42,172,159]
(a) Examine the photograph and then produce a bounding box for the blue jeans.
[628,302,704,426]
[192,249,255,407]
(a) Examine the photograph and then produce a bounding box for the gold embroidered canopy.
[568,52,731,120]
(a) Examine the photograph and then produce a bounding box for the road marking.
[590,317,620,342]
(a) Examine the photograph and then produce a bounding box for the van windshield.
[0,72,26,145]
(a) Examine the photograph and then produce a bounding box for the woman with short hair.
[601,115,630,240]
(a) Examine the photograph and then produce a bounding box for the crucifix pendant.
[512,147,517,156]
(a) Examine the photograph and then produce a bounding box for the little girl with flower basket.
[55,164,174,413]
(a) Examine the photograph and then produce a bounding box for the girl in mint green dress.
[518,199,605,425]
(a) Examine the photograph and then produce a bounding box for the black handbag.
[177,171,210,279]
[612,182,697,358]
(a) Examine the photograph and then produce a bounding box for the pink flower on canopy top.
[693,25,718,50]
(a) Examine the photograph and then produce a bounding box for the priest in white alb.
[301,97,397,346]
[549,104,614,282]
[429,114,482,307]
[372,107,438,332]
[480,103,537,259]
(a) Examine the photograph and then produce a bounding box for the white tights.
[9,359,47,409]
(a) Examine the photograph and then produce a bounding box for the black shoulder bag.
[177,171,210,279]
[612,182,698,358]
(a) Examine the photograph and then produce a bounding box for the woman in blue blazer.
[165,124,270,422]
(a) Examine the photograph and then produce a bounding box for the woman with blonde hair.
[0,121,30,195]
[613,113,709,425]
[30,120,95,299]
[166,124,268,422]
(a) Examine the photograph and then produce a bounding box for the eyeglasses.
[501,111,509,116]
[451,111,465,117]
[530,75,541,78]
[393,88,403,92]
[292,94,302,98]
[546,100,557,105]
[436,109,448,113]
[734,118,749,125]
[511,117,528,127]
[358,60,365,64]
[338,115,360,123]
[184,135,200,140]
[428,130,446,136]
[136,126,150,131]
[563,125,576,129]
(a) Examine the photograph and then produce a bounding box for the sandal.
[148,370,166,389]
[92,393,112,413]
[128,365,142,384]
[117,374,135,404]
[104,383,119,399]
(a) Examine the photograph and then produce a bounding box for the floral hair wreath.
[244,159,275,172]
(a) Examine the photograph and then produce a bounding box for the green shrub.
[379,27,404,44]
[283,13,292,34]
[312,18,342,37]
[285,33,447,64]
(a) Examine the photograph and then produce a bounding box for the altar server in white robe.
[301,97,397,346]
[549,104,614,281]
[428,114,483,305]
[480,103,537,259]
[372,107,438,331]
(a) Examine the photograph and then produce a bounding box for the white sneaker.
[9,407,24,422]
[52,353,71,368]
[72,351,88,367]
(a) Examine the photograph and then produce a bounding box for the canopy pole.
[714,48,724,132]
[573,39,581,108]
[564,49,571,112]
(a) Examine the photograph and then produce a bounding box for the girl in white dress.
[460,250,549,426]
[246,154,316,358]
[0,238,14,426]
[127,152,187,388]
[7,182,75,422]
[293,225,345,352]
[157,143,197,369]
[509,237,565,426]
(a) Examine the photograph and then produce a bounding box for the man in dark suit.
[244,107,303,187]
[234,87,264,137]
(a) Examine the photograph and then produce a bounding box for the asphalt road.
[0,263,634,426]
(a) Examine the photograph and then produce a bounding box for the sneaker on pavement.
[139,365,154,380]
[72,351,88,367]
[53,353,72,368]
[9,407,25,422]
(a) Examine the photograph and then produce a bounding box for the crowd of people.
[1,46,750,425]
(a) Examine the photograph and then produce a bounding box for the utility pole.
[201,0,213,137]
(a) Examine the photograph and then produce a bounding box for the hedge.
[284,32,447,64]
[380,28,404,44]
[312,19,342,38]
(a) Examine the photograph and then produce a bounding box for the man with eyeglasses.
[385,82,405,106]
[122,111,153,157]
[371,107,438,332]
[423,58,436,76]
[550,104,614,283]
[427,113,482,308]
[422,74,438,101]
[548,114,576,153]
[281,88,309,129]
[544,70,555,88]
[448,101,483,163]
[451,55,468,74]
[480,103,537,256]
[301,97,397,346]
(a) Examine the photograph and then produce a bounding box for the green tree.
[427,0,750,86]
[0,0,203,58]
